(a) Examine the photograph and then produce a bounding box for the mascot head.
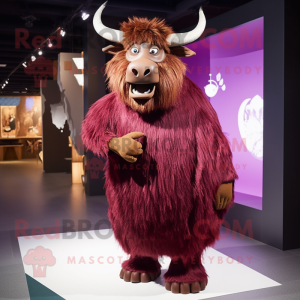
[94,1,206,113]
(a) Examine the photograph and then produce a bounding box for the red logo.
[85,157,104,179]
[24,56,57,88]
[23,246,56,277]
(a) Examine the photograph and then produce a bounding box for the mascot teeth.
[132,88,151,94]
[133,88,141,94]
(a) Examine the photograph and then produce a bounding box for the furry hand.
[214,182,233,210]
[109,132,144,163]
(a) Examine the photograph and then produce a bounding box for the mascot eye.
[150,48,158,54]
[131,47,139,54]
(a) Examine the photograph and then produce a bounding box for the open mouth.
[129,83,156,105]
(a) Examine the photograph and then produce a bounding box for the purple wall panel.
[182,17,264,210]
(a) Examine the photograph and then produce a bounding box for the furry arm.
[195,120,237,212]
[195,121,237,195]
[190,81,238,208]
[81,93,117,158]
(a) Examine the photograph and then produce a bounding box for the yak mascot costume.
[82,1,238,294]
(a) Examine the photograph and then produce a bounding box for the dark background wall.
[283,0,300,250]
[41,80,71,173]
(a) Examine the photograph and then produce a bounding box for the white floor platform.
[18,229,281,299]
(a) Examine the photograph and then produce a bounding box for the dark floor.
[0,159,300,300]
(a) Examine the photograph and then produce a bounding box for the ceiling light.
[72,57,84,70]
[0,64,7,67]
[47,39,53,48]
[61,29,66,37]
[22,15,37,28]
[82,12,90,20]
[25,88,28,90]
[5,80,8,84]
[38,49,42,55]
[22,62,27,67]
[31,55,36,61]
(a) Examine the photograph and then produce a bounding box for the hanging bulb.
[82,12,90,20]
[47,39,53,48]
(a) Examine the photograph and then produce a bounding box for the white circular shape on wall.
[238,95,264,160]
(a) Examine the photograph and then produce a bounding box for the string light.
[82,12,90,20]
[1,0,94,88]
[47,39,53,48]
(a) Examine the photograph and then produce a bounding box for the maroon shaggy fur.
[122,256,161,274]
[81,76,238,283]
[164,258,208,284]
[120,17,174,51]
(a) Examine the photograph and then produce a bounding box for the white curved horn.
[167,7,206,47]
[93,1,124,43]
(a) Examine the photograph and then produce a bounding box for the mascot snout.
[126,58,159,103]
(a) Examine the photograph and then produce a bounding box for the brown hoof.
[119,269,125,278]
[171,282,180,293]
[131,272,140,283]
[180,283,191,294]
[141,273,150,283]
[165,280,207,294]
[119,269,161,283]
[165,282,171,291]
